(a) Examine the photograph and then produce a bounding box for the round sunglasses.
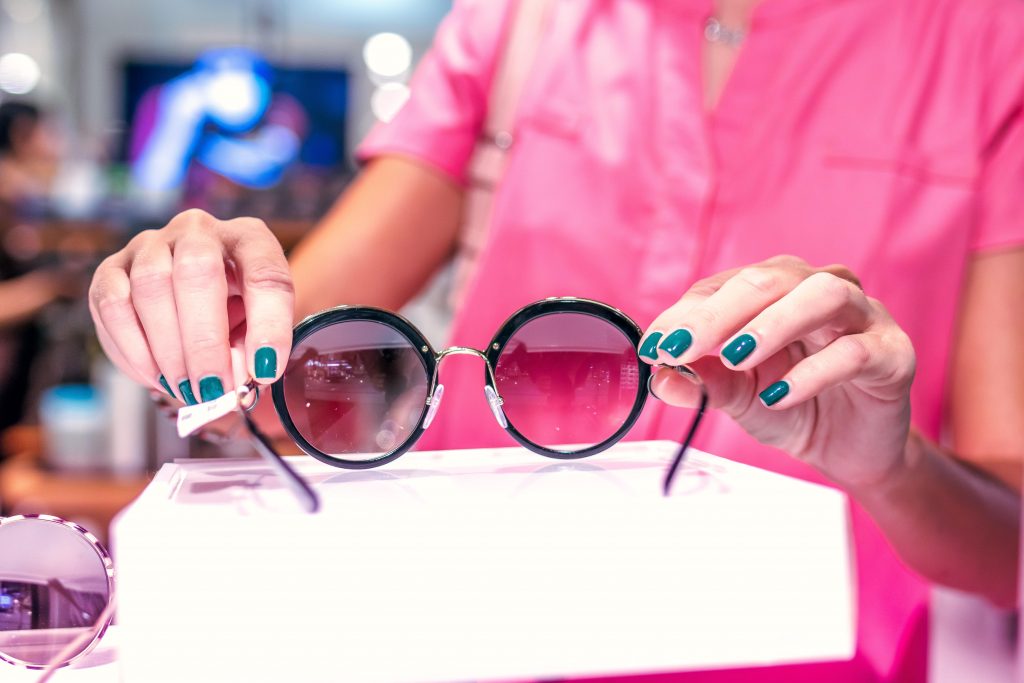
[0,515,116,680]
[264,297,707,493]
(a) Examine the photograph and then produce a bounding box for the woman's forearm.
[289,156,464,320]
[850,430,1019,607]
[0,271,60,328]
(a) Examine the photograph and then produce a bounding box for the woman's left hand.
[642,255,917,491]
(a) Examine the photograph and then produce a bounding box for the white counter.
[109,441,854,683]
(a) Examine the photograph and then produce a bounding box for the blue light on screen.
[127,47,343,193]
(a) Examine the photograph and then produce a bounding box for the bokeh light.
[362,32,412,79]
[0,52,41,94]
[204,69,271,131]
[370,82,411,122]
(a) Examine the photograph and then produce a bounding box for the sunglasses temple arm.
[241,412,321,514]
[662,387,709,496]
[35,594,118,683]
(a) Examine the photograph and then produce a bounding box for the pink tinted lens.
[0,519,109,667]
[283,320,429,461]
[494,312,642,450]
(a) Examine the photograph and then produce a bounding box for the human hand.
[89,209,294,404]
[641,255,917,491]
[35,258,93,301]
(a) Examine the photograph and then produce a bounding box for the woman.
[0,101,61,206]
[0,102,78,435]
[89,0,1024,680]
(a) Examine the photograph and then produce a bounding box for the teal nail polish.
[759,380,790,407]
[178,379,198,405]
[658,328,693,358]
[255,346,277,379]
[199,376,225,402]
[158,375,176,399]
[639,332,663,360]
[722,333,756,366]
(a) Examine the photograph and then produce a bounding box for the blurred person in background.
[0,101,80,438]
[90,0,1024,680]
[0,101,61,207]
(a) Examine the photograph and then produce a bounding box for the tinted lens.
[494,312,642,450]
[283,320,430,461]
[0,518,110,666]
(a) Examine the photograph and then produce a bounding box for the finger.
[717,271,874,371]
[128,236,190,402]
[230,344,250,390]
[172,233,232,403]
[649,356,755,413]
[221,218,293,385]
[90,262,145,385]
[227,295,253,389]
[820,263,863,290]
[649,366,706,408]
[646,264,808,366]
[94,322,148,386]
[89,258,165,391]
[757,330,916,409]
[637,268,739,363]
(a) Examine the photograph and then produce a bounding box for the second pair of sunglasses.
[253,297,706,495]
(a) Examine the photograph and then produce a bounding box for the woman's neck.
[713,0,761,27]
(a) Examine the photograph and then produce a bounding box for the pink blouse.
[358,0,1024,680]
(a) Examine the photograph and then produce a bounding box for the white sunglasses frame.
[0,514,115,677]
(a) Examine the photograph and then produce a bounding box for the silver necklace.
[704,17,746,47]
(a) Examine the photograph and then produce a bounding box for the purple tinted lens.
[494,312,642,450]
[283,320,429,461]
[0,519,109,667]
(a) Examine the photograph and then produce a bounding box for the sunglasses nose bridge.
[435,345,488,362]
[434,346,497,384]
[429,346,508,430]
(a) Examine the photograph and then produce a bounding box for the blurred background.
[0,0,452,541]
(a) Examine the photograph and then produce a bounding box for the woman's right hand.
[89,209,294,404]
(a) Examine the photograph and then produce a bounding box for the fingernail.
[658,328,693,358]
[639,332,664,360]
[158,375,176,399]
[178,379,198,405]
[254,346,277,379]
[722,333,756,366]
[759,380,790,407]
[199,376,225,402]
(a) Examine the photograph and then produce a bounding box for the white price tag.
[176,390,241,438]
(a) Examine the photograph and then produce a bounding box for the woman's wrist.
[841,429,922,505]
[838,427,1020,606]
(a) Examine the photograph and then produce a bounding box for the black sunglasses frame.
[269,297,706,494]
[481,298,651,459]
[272,305,437,470]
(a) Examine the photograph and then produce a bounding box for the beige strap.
[454,0,552,302]
[484,0,551,146]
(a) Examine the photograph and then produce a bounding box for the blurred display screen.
[121,49,350,217]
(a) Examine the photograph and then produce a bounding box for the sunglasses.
[0,515,115,681]
[230,297,707,510]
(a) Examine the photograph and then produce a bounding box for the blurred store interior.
[0,0,451,540]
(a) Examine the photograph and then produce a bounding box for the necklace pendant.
[704,17,746,47]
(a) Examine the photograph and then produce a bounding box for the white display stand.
[111,441,855,683]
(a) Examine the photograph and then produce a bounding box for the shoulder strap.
[467,0,552,188]
[484,0,552,144]
[452,0,552,307]
[408,0,554,328]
